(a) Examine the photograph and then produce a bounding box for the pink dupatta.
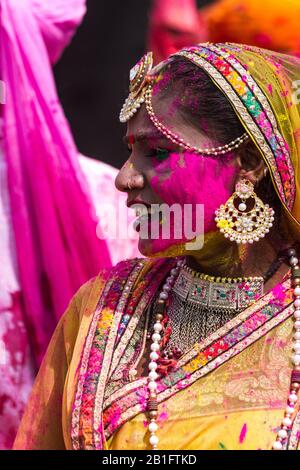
[0,0,111,367]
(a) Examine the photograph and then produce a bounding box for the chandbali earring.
[215,179,275,244]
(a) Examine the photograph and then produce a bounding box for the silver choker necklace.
[161,264,264,358]
[173,264,264,310]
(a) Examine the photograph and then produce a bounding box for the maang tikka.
[215,179,275,244]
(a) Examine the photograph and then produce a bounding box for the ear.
[235,142,267,184]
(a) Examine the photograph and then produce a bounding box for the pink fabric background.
[0,0,112,370]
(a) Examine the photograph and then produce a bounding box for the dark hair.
[156,57,282,220]
[156,58,245,145]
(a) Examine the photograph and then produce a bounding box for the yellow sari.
[13,43,300,450]
[13,257,297,450]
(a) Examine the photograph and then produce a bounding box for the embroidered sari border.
[158,305,293,402]
[93,260,146,449]
[288,407,300,449]
[209,44,277,127]
[71,275,114,450]
[71,259,146,449]
[108,259,175,380]
[103,378,147,410]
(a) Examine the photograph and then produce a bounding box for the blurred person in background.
[149,0,300,63]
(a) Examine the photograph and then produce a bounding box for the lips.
[128,203,162,233]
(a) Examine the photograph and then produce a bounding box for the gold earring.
[215,179,275,244]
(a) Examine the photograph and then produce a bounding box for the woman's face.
[115,88,240,257]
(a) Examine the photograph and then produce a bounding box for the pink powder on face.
[140,150,237,255]
[164,96,183,120]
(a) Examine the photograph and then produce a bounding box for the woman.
[13,43,300,450]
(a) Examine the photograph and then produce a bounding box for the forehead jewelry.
[120,52,153,123]
[120,52,249,156]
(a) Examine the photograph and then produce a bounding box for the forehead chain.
[144,80,249,156]
[119,52,249,155]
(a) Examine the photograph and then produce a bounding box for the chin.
[138,237,190,258]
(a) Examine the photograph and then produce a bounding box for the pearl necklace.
[146,249,300,451]
[146,259,184,449]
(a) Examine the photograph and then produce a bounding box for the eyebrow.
[123,131,167,145]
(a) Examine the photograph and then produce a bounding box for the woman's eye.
[146,148,170,160]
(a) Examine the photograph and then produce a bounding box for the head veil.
[169,43,300,240]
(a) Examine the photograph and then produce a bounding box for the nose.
[115,161,145,192]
